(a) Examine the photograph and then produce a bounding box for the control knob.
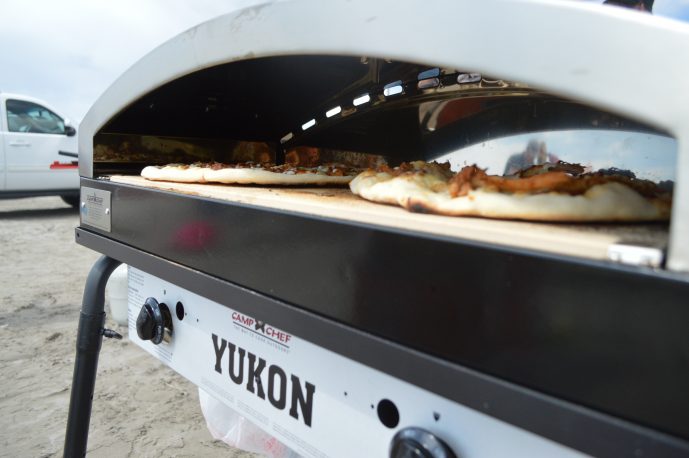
[136,297,173,344]
[390,427,456,458]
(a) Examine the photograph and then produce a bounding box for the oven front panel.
[127,267,586,458]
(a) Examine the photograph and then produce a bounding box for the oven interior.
[91,54,676,264]
[93,55,674,173]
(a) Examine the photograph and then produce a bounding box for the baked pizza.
[141,161,361,185]
[349,161,672,222]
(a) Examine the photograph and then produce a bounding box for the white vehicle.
[0,92,79,207]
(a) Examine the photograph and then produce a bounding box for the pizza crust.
[350,169,670,222]
[204,167,353,185]
[142,165,206,183]
[142,164,355,186]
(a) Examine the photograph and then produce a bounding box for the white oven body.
[127,267,585,458]
[66,2,689,456]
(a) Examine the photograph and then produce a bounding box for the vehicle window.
[5,99,65,134]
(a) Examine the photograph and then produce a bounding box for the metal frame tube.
[63,255,121,458]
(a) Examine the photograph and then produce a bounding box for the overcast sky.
[0,0,264,123]
[1,0,687,124]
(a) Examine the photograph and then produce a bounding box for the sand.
[0,197,256,457]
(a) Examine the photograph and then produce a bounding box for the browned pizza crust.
[350,161,671,222]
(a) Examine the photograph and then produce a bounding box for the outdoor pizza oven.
[64,1,689,457]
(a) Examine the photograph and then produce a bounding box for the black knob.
[136,297,172,344]
[390,427,456,458]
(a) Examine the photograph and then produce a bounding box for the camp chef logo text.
[212,334,315,427]
[86,193,103,205]
[231,311,292,349]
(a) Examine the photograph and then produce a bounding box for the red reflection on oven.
[435,98,486,129]
[173,222,216,251]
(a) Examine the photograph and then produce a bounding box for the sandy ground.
[0,197,256,457]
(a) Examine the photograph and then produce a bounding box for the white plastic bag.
[106,264,129,326]
[199,388,300,458]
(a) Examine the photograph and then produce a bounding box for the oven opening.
[90,54,676,266]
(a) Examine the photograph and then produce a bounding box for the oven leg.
[63,255,122,458]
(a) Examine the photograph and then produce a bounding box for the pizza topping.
[154,161,362,177]
[269,163,360,176]
[449,166,572,197]
[373,161,454,178]
[163,163,190,170]
[207,161,265,170]
[516,161,587,178]
[596,167,637,178]
[448,164,670,199]
[142,160,363,186]
[575,173,670,199]
[209,162,228,170]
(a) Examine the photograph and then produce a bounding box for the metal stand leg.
[63,255,122,457]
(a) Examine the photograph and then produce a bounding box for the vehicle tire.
[61,195,80,208]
